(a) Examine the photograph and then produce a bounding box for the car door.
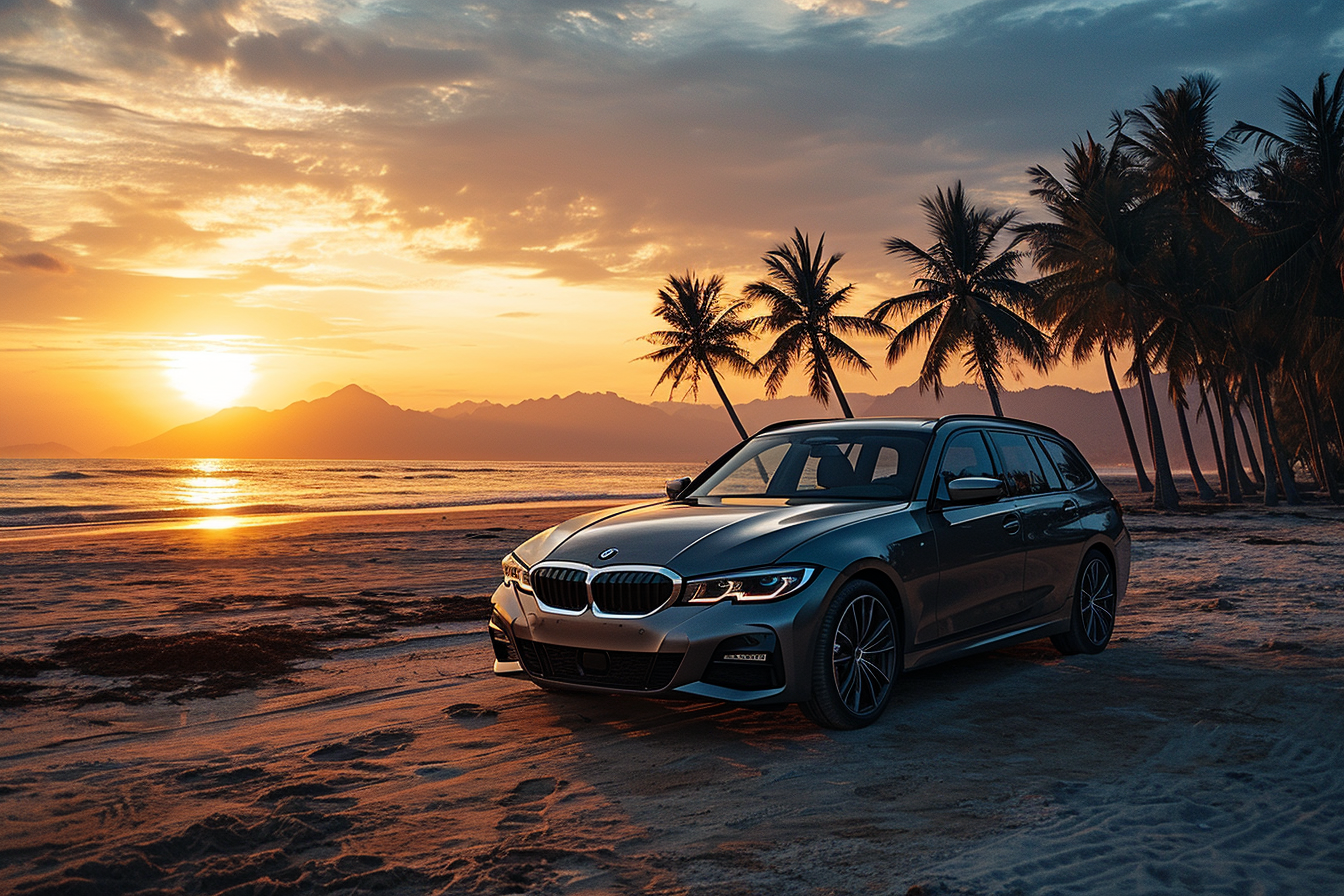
[987,430,1081,618]
[928,429,1025,638]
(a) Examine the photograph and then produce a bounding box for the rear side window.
[1029,437,1065,490]
[1039,438,1093,490]
[988,431,1051,495]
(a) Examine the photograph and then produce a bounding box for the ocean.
[0,458,687,529]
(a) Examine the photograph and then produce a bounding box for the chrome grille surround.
[526,562,681,618]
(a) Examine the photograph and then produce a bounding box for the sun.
[165,349,257,408]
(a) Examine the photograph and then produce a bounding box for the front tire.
[1051,549,1117,656]
[801,580,900,729]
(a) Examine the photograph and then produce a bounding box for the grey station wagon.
[489,415,1131,728]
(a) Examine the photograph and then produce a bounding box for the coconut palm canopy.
[869,182,1051,418]
[744,230,890,418]
[638,272,757,439]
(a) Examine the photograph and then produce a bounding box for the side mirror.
[666,476,693,500]
[946,476,1006,504]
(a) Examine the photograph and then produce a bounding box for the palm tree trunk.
[1212,376,1245,503]
[981,360,1005,417]
[1175,397,1217,500]
[1136,348,1180,510]
[704,364,749,441]
[1247,363,1280,506]
[1234,403,1266,485]
[1196,378,1228,495]
[1105,345,1152,492]
[813,336,855,418]
[1332,395,1344,478]
[1257,363,1301,505]
[1293,370,1342,502]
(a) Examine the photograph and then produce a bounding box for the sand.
[2,494,1343,895]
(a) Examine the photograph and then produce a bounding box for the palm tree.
[1020,137,1182,509]
[637,272,757,440]
[1119,74,1243,502]
[870,182,1051,418]
[744,229,888,417]
[1229,68,1344,503]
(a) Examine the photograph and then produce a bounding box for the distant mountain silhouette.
[430,400,503,419]
[106,385,726,462]
[103,380,1214,469]
[0,441,84,459]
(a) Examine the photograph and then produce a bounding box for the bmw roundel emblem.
[599,547,619,560]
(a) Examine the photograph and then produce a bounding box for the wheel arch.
[831,560,908,660]
[1077,538,1118,597]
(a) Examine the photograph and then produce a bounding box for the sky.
[2,0,1342,451]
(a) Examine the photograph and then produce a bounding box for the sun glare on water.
[165,350,257,408]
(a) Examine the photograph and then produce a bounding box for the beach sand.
[2,493,1343,895]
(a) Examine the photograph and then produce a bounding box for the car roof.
[752,414,1064,439]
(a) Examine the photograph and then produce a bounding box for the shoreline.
[0,497,633,543]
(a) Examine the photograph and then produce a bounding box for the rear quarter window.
[1039,438,1094,490]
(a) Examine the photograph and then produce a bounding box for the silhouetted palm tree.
[638,272,756,440]
[870,182,1050,419]
[745,229,888,417]
[1020,138,1182,509]
[1120,74,1242,502]
[1230,68,1344,503]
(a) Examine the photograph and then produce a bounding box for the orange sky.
[2,0,1337,451]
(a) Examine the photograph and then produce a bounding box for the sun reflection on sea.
[174,461,247,531]
[192,516,240,530]
[178,460,242,508]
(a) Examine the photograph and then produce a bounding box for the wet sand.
[2,494,1343,895]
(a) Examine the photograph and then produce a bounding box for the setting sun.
[165,350,257,409]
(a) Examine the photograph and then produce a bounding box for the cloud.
[231,26,490,97]
[60,192,221,258]
[4,0,1343,292]
[1,251,70,273]
[0,58,94,84]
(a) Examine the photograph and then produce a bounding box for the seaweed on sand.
[51,625,327,700]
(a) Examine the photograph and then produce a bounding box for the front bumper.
[487,570,840,705]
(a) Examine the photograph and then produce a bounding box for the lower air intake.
[514,638,682,691]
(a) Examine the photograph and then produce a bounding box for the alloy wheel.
[1078,555,1116,646]
[830,592,898,715]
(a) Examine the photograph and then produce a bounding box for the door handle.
[1002,514,1021,535]
[1062,500,1078,518]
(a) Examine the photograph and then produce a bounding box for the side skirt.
[903,616,1071,671]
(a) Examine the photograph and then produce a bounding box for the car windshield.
[691,429,932,501]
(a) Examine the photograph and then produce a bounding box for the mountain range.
[8,379,1217,468]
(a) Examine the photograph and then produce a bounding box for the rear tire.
[1051,549,1117,656]
[801,580,900,729]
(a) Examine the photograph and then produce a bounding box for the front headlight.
[681,567,815,604]
[501,553,532,592]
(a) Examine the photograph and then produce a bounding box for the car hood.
[514,498,902,574]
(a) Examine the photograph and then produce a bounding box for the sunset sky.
[2,0,1341,451]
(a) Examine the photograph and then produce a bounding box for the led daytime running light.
[683,567,814,604]
[501,553,532,592]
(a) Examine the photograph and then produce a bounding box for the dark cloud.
[0,58,94,84]
[0,0,64,43]
[231,26,489,96]
[70,0,166,48]
[1,251,70,273]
